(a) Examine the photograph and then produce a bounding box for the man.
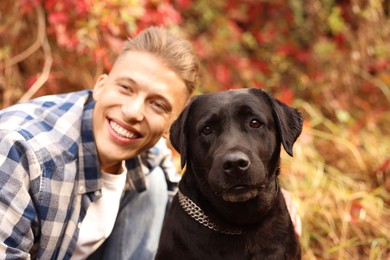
[0,26,199,259]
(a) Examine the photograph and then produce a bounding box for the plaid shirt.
[0,90,178,259]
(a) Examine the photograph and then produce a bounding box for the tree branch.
[18,6,52,103]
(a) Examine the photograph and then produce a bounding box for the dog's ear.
[256,89,303,156]
[169,97,196,169]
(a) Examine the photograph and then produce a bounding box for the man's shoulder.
[0,90,94,160]
[0,90,93,130]
[17,89,93,114]
[30,89,93,104]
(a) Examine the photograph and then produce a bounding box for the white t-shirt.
[71,162,127,259]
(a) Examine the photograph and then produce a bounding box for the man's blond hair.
[117,26,199,95]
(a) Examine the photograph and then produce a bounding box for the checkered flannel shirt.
[0,90,178,259]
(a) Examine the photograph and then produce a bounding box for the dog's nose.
[222,152,250,173]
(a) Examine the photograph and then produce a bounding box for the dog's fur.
[156,88,303,260]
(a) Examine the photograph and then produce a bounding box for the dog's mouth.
[220,185,259,203]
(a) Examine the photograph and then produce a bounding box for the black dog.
[156,88,303,260]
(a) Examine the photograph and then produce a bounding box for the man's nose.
[121,97,145,123]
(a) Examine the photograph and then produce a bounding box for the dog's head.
[170,88,303,223]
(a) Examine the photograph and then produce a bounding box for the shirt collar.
[78,98,101,194]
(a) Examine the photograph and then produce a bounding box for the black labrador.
[156,88,303,260]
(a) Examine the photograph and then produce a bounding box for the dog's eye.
[201,126,212,135]
[250,119,262,128]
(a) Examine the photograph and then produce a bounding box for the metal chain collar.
[177,190,242,235]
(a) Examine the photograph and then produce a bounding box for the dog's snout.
[222,152,250,173]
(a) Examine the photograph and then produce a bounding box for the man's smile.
[109,120,140,140]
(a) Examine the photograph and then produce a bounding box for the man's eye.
[120,85,129,90]
[249,119,262,128]
[201,126,212,135]
[152,102,168,113]
[117,82,134,92]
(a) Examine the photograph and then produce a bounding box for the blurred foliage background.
[1,0,389,259]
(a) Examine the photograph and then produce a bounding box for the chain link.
[177,190,242,235]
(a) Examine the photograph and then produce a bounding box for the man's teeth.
[110,121,137,139]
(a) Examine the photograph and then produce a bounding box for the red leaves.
[255,27,277,44]
[368,59,389,75]
[46,1,81,49]
[20,0,41,14]
[12,0,390,119]
[94,47,112,71]
[138,1,182,28]
[349,200,365,223]
[175,0,192,10]
[213,64,232,85]
[48,12,68,24]
[276,87,294,105]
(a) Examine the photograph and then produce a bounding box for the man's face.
[92,51,189,172]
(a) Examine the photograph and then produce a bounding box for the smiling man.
[92,50,189,174]
[0,26,199,260]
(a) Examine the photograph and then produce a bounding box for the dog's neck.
[178,172,281,230]
[177,189,243,235]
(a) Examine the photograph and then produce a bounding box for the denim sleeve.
[0,130,40,259]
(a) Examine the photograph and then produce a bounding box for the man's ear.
[162,131,170,139]
[92,74,108,99]
[163,98,192,140]
[169,97,197,169]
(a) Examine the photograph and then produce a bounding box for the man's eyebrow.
[115,76,137,84]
